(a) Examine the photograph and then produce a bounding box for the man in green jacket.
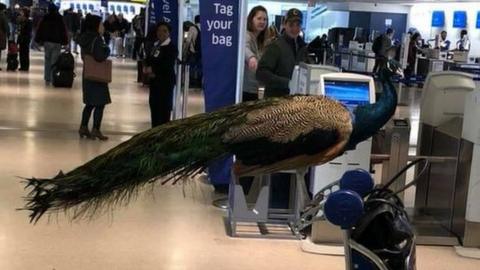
[256,8,309,98]
[256,8,310,208]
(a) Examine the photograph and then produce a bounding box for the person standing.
[184,15,202,87]
[132,8,145,60]
[405,32,422,85]
[17,7,32,71]
[257,8,310,98]
[116,13,129,58]
[256,8,311,208]
[63,8,75,51]
[77,13,111,140]
[0,3,9,70]
[439,30,450,51]
[145,21,178,127]
[243,6,268,101]
[372,28,394,73]
[103,14,118,55]
[456,29,470,51]
[72,10,83,54]
[34,3,68,85]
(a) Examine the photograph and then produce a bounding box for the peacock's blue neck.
[345,77,397,150]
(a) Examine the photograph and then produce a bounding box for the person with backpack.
[185,15,201,87]
[34,3,68,85]
[17,7,32,71]
[372,28,394,74]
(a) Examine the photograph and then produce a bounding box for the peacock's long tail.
[22,110,240,223]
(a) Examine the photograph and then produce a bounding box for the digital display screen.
[324,80,370,109]
[453,11,467,28]
[432,11,445,27]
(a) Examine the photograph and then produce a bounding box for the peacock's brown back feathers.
[223,95,353,144]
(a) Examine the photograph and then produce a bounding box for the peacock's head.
[380,58,404,80]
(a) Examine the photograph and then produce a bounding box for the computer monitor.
[319,73,375,109]
[311,72,375,198]
[324,80,370,109]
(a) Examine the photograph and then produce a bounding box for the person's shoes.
[91,129,109,140]
[78,126,94,139]
[45,81,51,86]
[18,68,28,71]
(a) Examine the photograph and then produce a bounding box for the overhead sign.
[477,11,480,29]
[431,11,445,27]
[453,11,467,28]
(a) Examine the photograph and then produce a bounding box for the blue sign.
[200,1,240,185]
[431,11,445,27]
[477,11,480,29]
[147,0,179,45]
[453,11,467,28]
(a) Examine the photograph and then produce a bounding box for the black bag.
[52,68,75,88]
[351,188,416,270]
[6,53,18,71]
[372,35,383,54]
[54,51,75,71]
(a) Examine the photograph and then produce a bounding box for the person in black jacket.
[34,3,68,85]
[256,8,310,98]
[145,21,178,127]
[116,13,129,57]
[132,8,145,60]
[17,7,32,71]
[103,14,118,55]
[77,14,111,140]
[256,8,311,208]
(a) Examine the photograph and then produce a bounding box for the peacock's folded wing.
[223,95,353,175]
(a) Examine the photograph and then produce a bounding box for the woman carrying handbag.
[77,13,112,140]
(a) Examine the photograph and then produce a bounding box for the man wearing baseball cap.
[256,8,310,98]
[256,8,311,208]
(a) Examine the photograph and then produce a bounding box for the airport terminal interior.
[1,0,480,269]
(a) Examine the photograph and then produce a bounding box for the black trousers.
[19,41,30,70]
[132,37,143,60]
[242,92,258,102]
[373,55,386,73]
[149,79,174,128]
[81,105,105,129]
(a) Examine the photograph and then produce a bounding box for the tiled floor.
[0,52,479,269]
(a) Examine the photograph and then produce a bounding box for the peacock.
[23,60,402,223]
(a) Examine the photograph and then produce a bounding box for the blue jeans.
[44,42,62,82]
